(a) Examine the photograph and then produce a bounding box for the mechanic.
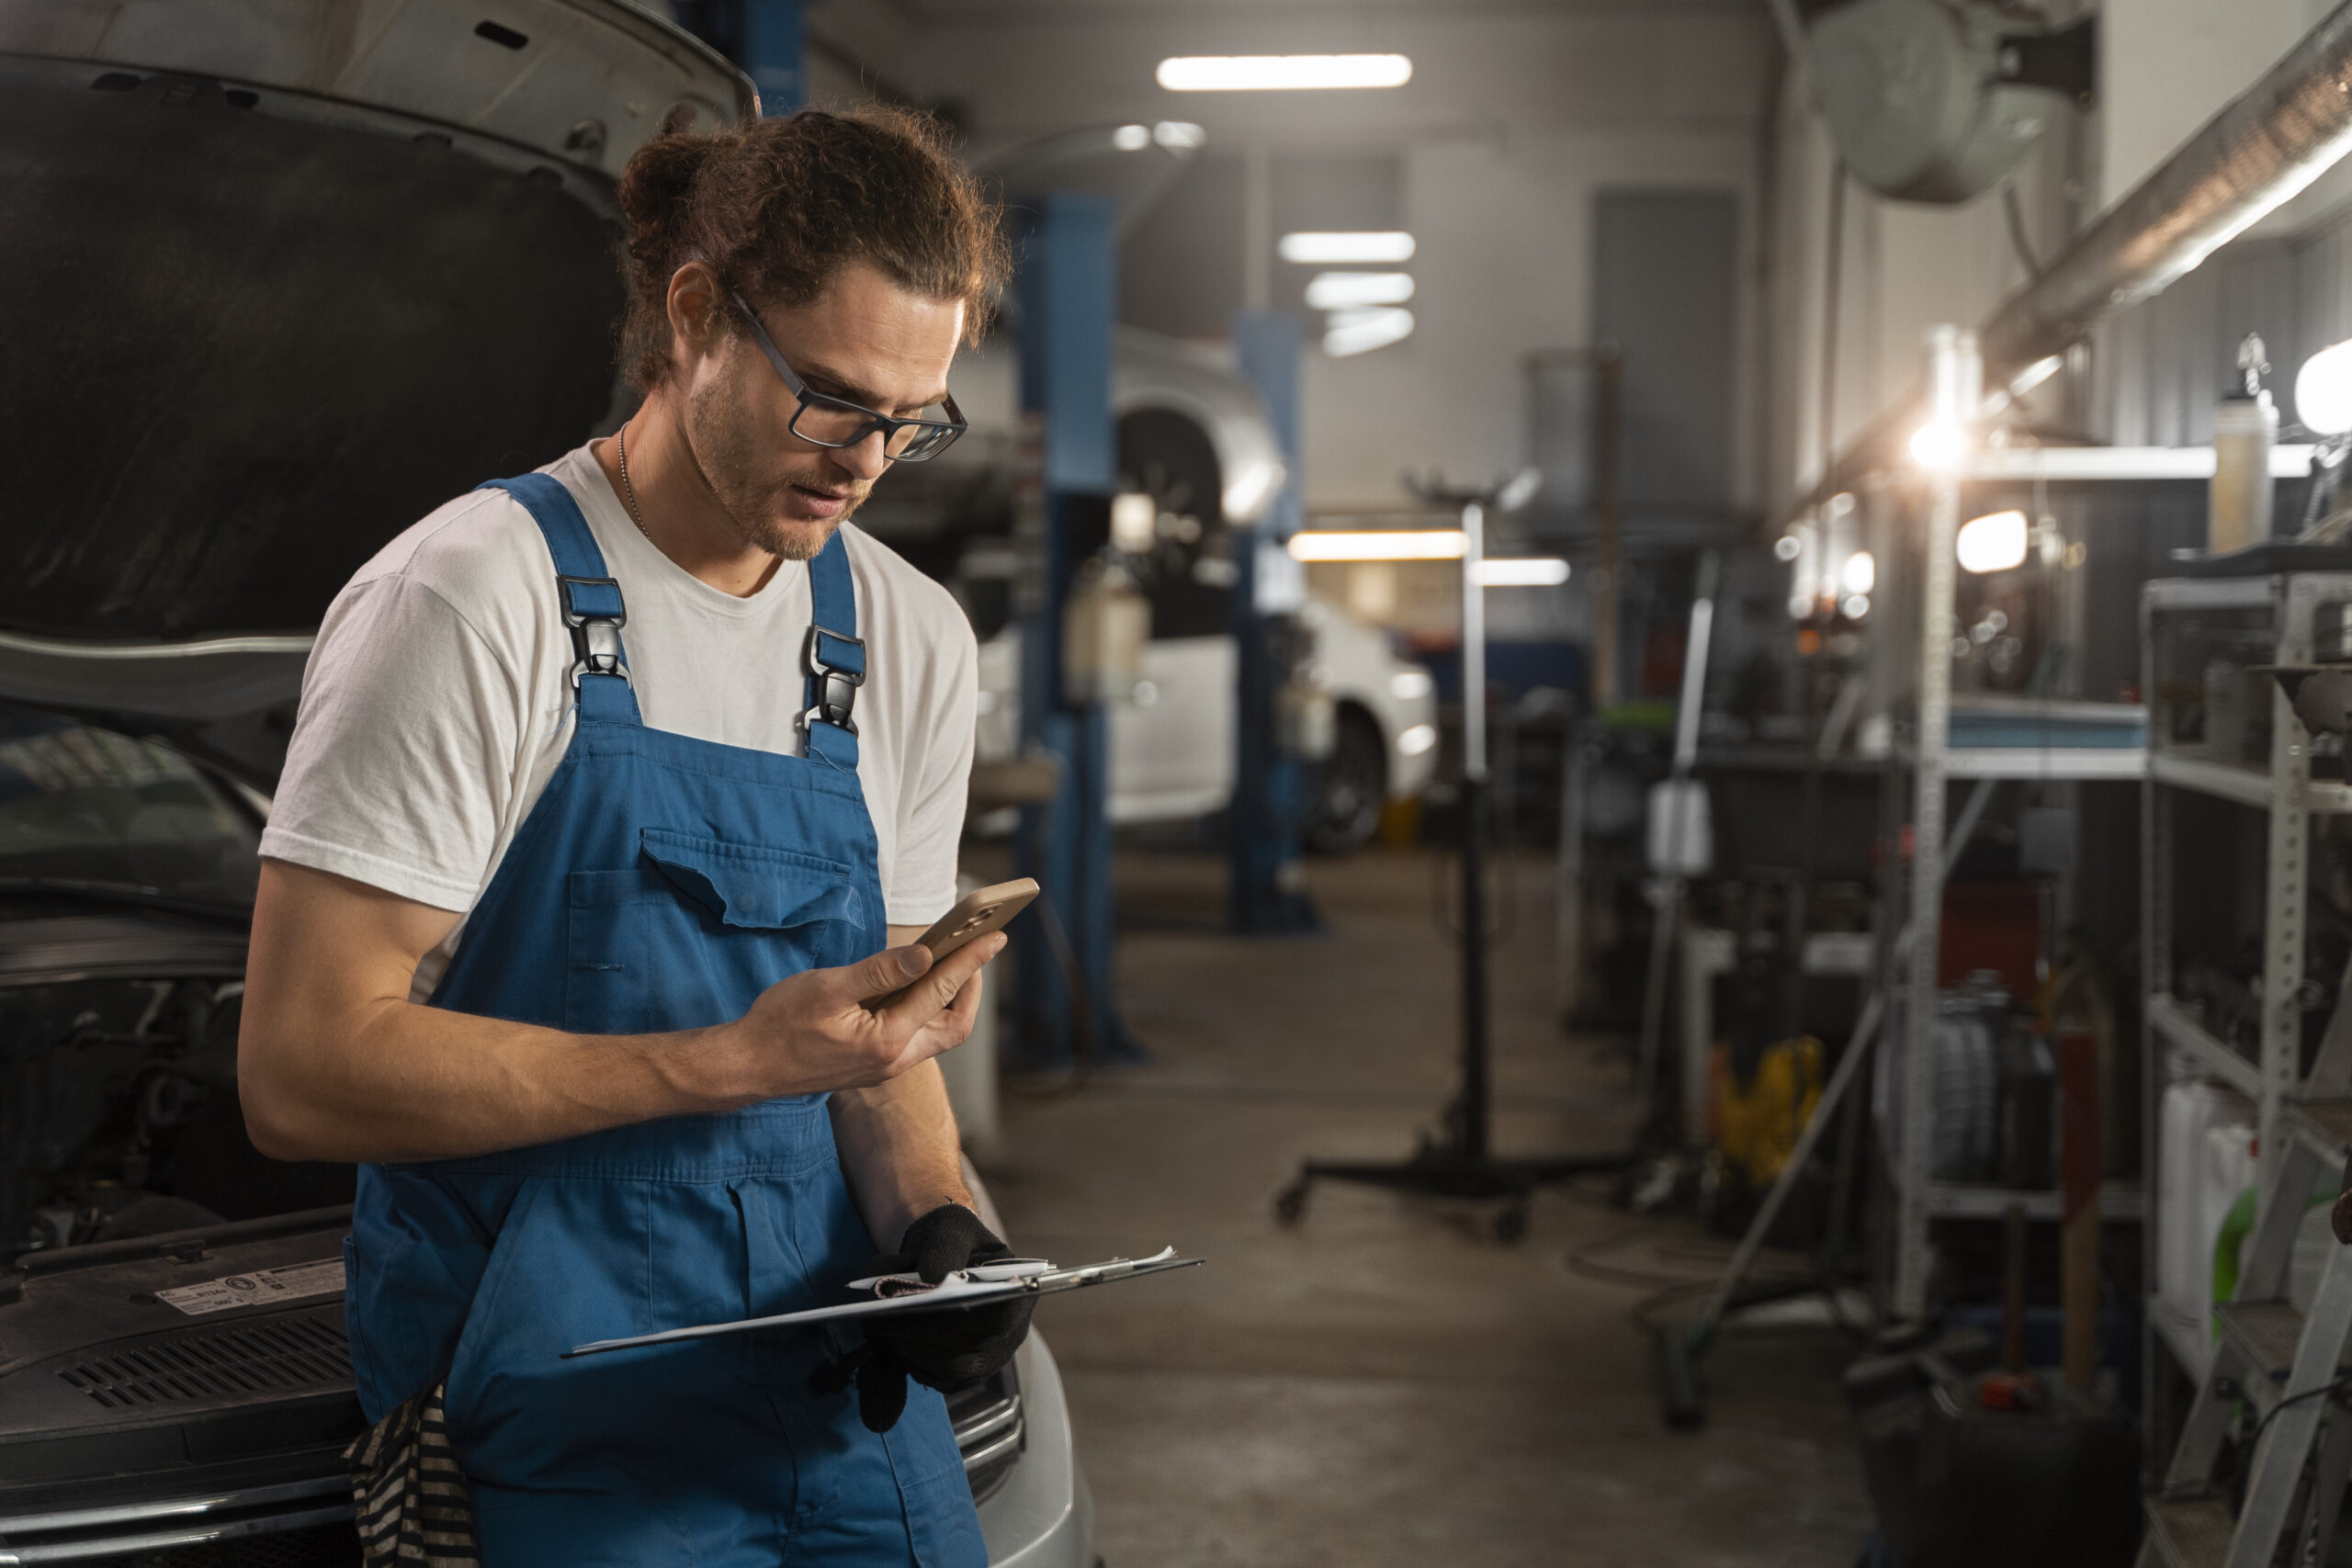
[238,106,1019,1567]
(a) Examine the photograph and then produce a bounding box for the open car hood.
[0,629,310,786]
[0,0,754,640]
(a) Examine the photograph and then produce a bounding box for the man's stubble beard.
[683,368,867,563]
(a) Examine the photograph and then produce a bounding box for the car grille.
[0,1476,356,1566]
[8,1353,1020,1562]
[56,1319,351,1411]
[946,1366,1025,1505]
[64,1519,361,1567]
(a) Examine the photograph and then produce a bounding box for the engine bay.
[2,957,353,1265]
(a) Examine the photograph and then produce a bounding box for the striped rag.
[344,1382,481,1566]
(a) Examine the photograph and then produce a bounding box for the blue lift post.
[1011,192,1138,1072]
[1227,310,1319,934]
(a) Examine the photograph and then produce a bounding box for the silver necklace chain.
[615,422,655,543]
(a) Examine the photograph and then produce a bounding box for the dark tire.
[1306,706,1387,855]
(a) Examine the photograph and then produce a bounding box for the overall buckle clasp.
[560,574,629,688]
[803,623,865,736]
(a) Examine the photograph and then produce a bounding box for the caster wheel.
[1493,1202,1530,1245]
[1272,1180,1310,1226]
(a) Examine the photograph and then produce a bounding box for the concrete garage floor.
[970,846,1875,1568]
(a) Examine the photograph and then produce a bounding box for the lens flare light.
[1909,422,1966,469]
[1957,510,2030,573]
[2299,338,2352,435]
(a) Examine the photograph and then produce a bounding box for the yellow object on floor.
[1713,1036,1825,1187]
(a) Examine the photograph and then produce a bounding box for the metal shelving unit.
[1880,331,2168,1320]
[2139,569,2352,1501]
[2142,572,2352,1201]
[1883,694,2153,1314]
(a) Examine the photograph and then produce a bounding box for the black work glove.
[819,1202,1035,1434]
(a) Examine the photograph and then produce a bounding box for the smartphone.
[865,877,1038,1010]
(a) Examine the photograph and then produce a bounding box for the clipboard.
[563,1247,1203,1359]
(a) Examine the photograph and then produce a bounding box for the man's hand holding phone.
[704,880,1034,1107]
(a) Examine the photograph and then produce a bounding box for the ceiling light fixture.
[1304,272,1416,310]
[1323,306,1415,357]
[1473,558,1572,587]
[1279,231,1416,265]
[1157,53,1412,92]
[1288,530,1465,562]
[1112,124,1151,152]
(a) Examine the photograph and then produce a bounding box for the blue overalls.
[343,474,987,1567]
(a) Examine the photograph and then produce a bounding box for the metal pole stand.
[1228,310,1320,935]
[1274,471,1623,1244]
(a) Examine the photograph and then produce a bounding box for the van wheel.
[1306,707,1386,854]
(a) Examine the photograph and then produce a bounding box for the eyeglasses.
[729,291,967,463]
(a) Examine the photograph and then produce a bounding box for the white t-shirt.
[260,445,978,1001]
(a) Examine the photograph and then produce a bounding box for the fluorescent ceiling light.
[1473,558,1571,587]
[1288,530,1466,562]
[1304,272,1415,310]
[1280,231,1416,265]
[1153,121,1206,150]
[1113,123,1151,151]
[1956,510,2030,573]
[1157,54,1412,92]
[1323,306,1414,357]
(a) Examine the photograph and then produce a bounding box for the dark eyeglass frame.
[729,291,967,463]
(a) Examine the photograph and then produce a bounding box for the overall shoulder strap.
[801,527,862,770]
[481,474,640,725]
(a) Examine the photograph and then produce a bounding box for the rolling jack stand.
[1272,472,1626,1243]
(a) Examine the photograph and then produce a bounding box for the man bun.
[616,126,741,319]
[614,105,1006,393]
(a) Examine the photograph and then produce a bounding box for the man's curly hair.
[614,104,1008,390]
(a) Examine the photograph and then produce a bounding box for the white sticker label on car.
[155,1258,347,1316]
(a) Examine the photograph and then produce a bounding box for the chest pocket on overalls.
[565,829,871,1035]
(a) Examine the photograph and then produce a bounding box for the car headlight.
[1389,669,1433,702]
[1396,723,1437,757]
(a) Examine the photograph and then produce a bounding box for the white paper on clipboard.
[562,1247,1202,1359]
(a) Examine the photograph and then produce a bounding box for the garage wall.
[843,1,1775,519]
[1760,0,2352,517]
[1305,128,1762,515]
[1759,39,2086,509]
[2099,0,2336,209]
